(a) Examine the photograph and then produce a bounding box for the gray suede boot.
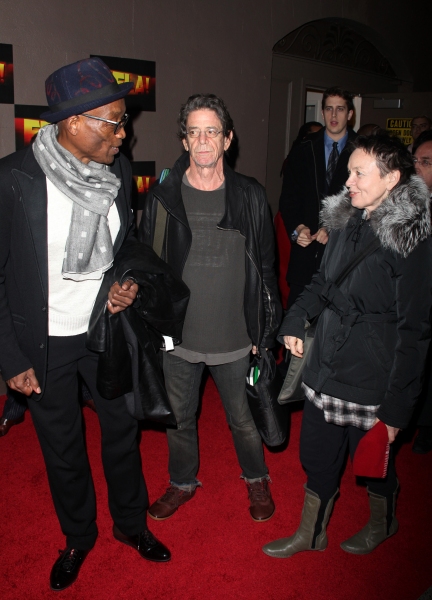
[262,485,337,558]
[340,485,399,555]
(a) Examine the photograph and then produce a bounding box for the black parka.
[279,176,432,429]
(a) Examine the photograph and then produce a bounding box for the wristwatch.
[290,229,299,243]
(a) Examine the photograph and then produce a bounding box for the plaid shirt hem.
[302,383,379,430]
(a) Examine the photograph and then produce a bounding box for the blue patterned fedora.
[40,57,133,123]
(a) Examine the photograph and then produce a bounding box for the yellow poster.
[386,118,413,145]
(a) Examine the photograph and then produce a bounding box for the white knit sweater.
[47,177,121,336]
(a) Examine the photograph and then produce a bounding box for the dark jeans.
[300,399,398,502]
[162,352,268,484]
[28,334,148,550]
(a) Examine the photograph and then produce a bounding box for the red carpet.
[0,381,431,600]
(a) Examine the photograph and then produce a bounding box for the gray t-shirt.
[172,175,251,365]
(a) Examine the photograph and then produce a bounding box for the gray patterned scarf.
[33,124,121,281]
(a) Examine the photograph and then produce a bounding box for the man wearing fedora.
[0,57,170,591]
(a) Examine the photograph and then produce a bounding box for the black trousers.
[300,400,398,502]
[28,334,148,550]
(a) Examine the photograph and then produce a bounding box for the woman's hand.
[311,227,329,245]
[283,336,304,358]
[373,418,400,443]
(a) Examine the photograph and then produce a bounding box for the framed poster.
[15,105,49,150]
[91,55,156,111]
[131,161,156,212]
[0,43,14,104]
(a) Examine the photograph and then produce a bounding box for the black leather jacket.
[87,241,190,420]
[139,153,282,349]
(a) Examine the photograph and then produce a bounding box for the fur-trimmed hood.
[320,175,431,257]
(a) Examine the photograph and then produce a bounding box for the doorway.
[265,18,405,215]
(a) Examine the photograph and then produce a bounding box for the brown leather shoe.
[0,415,24,437]
[148,485,197,520]
[247,479,275,522]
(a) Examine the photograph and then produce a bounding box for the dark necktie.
[326,141,339,187]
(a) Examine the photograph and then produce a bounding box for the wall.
[0,0,430,187]
[265,54,400,213]
[360,92,432,131]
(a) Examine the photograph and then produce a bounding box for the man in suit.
[279,87,357,307]
[0,57,170,592]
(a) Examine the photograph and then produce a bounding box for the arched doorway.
[265,18,408,214]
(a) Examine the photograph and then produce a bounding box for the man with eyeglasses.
[413,130,432,192]
[140,93,281,522]
[0,57,171,591]
[279,86,357,308]
[407,115,431,153]
[412,130,432,454]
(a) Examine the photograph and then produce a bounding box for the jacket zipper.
[263,283,275,341]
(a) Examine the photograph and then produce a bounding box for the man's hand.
[311,227,329,245]
[7,368,41,396]
[373,418,400,443]
[296,225,314,248]
[283,335,304,358]
[252,346,268,355]
[107,279,139,314]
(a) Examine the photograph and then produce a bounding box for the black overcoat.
[0,145,134,397]
[279,127,357,286]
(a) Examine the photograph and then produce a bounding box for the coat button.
[42,307,47,311]
[39,343,45,349]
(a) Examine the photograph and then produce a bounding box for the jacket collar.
[154,151,245,230]
[301,128,356,193]
[320,175,431,257]
[305,126,357,149]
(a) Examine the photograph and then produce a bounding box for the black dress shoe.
[0,415,24,437]
[50,548,89,591]
[113,524,171,562]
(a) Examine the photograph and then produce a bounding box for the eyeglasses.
[81,113,129,134]
[186,127,222,138]
[413,157,432,168]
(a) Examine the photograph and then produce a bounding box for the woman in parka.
[263,134,432,558]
